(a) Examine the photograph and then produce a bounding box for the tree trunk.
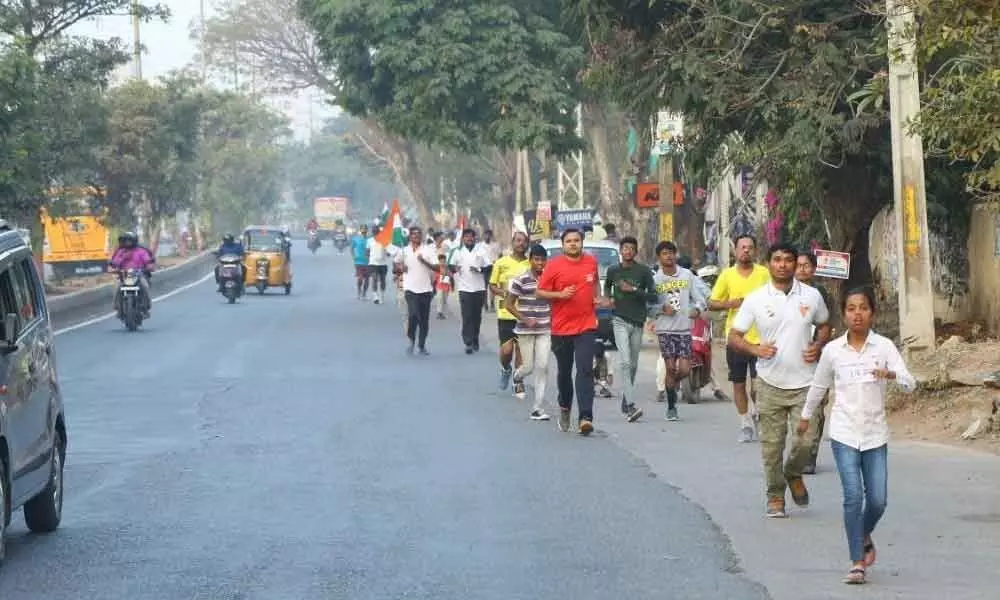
[813,159,888,332]
[353,119,435,227]
[582,101,619,223]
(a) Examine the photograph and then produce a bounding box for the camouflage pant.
[757,380,818,500]
[809,392,831,464]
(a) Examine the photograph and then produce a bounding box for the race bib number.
[836,360,876,385]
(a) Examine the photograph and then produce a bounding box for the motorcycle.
[332,230,348,254]
[116,268,148,331]
[680,265,726,404]
[307,230,321,254]
[217,254,244,303]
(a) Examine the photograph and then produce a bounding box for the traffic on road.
[0,217,920,598]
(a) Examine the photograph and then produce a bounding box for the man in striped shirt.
[505,244,552,421]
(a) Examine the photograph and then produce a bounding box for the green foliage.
[196,90,291,233]
[1,36,128,220]
[299,0,587,156]
[97,76,204,226]
[915,0,1000,201]
[282,117,404,219]
[577,0,899,254]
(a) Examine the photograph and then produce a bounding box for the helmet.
[222,233,235,244]
[118,231,138,247]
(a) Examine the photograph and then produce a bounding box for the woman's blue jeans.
[831,440,888,562]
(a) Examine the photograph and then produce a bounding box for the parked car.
[0,230,67,565]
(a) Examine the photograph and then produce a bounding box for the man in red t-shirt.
[537,228,611,435]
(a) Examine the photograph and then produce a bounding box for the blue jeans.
[831,440,888,562]
[611,317,644,405]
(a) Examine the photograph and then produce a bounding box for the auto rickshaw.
[242,225,292,295]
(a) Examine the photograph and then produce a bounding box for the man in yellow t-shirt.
[489,231,530,390]
[709,234,770,443]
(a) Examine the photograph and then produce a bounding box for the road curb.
[46,251,215,319]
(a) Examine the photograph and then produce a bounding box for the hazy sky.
[71,0,335,139]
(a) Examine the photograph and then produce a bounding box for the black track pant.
[459,290,485,348]
[404,291,433,348]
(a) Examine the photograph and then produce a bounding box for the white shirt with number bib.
[731,280,830,389]
[802,332,915,450]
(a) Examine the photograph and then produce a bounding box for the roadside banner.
[814,249,851,279]
[554,209,594,232]
[523,209,550,242]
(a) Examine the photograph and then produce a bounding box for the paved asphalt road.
[0,246,769,599]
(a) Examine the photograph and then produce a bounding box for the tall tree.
[580,0,893,284]
[913,0,1000,202]
[199,0,439,225]
[299,0,586,157]
[0,0,169,53]
[196,89,291,235]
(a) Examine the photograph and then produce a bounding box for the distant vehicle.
[0,230,67,565]
[313,197,350,240]
[40,187,112,278]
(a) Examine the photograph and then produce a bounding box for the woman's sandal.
[863,541,877,567]
[843,566,867,585]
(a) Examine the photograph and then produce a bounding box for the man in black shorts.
[709,235,770,443]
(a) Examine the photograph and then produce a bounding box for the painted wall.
[868,204,970,325]
[967,203,1000,334]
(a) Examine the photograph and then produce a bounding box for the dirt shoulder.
[888,335,1000,455]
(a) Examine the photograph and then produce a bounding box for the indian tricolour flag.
[375,199,408,250]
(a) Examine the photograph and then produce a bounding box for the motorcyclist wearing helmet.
[109,231,155,316]
[215,233,246,290]
[281,226,292,263]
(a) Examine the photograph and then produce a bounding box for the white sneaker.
[738,415,756,443]
[530,410,550,421]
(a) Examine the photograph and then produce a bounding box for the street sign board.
[814,249,851,279]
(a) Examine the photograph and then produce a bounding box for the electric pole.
[887,0,936,351]
[655,111,683,245]
[131,0,142,79]
[200,0,207,82]
[556,104,584,210]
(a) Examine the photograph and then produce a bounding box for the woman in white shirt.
[797,286,915,585]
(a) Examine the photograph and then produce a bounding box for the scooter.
[332,231,348,255]
[307,230,321,254]
[216,253,245,303]
[679,265,727,404]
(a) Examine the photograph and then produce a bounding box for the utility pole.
[887,0,936,351]
[556,104,584,210]
[199,0,207,82]
[655,111,683,244]
[131,0,142,79]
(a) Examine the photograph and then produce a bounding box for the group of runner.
[341,218,916,584]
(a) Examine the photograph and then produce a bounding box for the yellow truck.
[313,196,350,239]
[40,187,112,278]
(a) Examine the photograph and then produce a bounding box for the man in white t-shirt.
[367,227,389,304]
[477,229,500,311]
[728,242,831,519]
[393,225,439,355]
[448,228,489,354]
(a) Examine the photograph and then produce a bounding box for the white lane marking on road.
[53,272,214,336]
